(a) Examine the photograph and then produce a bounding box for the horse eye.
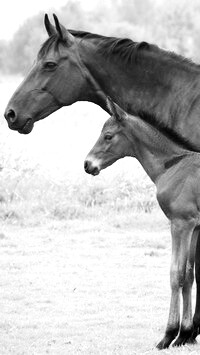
[105,134,113,141]
[44,62,57,70]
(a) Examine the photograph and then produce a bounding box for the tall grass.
[0,164,161,226]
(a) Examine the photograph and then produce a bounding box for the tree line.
[1,0,200,75]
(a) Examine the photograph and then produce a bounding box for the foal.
[84,98,200,349]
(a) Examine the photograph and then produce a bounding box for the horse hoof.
[189,325,200,342]
[172,337,186,347]
[156,341,166,350]
[156,339,170,350]
[172,327,194,347]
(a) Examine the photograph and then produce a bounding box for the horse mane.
[69,30,200,71]
[138,110,199,152]
[68,30,161,64]
[39,29,200,70]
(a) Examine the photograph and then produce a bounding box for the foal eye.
[105,134,113,141]
[43,62,57,70]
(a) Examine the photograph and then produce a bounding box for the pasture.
[0,78,200,354]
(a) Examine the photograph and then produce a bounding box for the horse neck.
[79,37,199,120]
[125,116,188,182]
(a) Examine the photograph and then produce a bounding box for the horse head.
[4,14,88,134]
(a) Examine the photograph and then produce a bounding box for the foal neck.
[126,115,191,183]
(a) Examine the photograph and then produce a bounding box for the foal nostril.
[84,160,100,175]
[5,109,17,123]
[84,160,89,172]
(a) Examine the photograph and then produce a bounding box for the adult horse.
[4,14,200,344]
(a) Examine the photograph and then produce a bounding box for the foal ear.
[53,14,74,46]
[44,14,57,37]
[106,97,127,121]
[106,97,117,116]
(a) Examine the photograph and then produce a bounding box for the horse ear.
[53,14,74,46]
[44,14,57,37]
[106,97,127,121]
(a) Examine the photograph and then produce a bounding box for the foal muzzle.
[84,160,100,176]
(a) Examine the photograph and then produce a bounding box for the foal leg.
[156,219,194,350]
[173,229,198,346]
[191,230,200,341]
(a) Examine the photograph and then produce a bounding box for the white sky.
[0,0,96,40]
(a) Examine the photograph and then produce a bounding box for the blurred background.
[0,0,199,225]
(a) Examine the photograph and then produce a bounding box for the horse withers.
[84,98,200,349]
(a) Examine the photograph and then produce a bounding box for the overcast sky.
[0,0,96,40]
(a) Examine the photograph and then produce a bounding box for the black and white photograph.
[1,0,200,353]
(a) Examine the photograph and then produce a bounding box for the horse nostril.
[5,109,17,123]
[84,161,88,172]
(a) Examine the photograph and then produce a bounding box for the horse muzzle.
[4,108,34,134]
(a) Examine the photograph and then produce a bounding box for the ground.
[0,214,199,355]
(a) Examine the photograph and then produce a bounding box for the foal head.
[84,98,132,175]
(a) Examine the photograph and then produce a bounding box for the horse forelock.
[38,35,65,59]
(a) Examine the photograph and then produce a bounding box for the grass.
[0,164,163,227]
[0,215,199,355]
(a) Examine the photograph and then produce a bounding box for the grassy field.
[1,214,200,355]
[0,77,200,354]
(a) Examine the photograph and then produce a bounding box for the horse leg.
[172,229,198,346]
[191,230,200,341]
[156,219,194,350]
